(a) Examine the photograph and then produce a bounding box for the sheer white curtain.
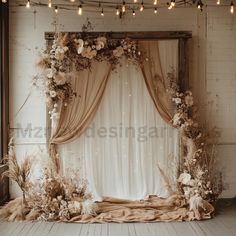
[59,40,179,201]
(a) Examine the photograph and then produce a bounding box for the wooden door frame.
[44,31,192,143]
[0,1,9,204]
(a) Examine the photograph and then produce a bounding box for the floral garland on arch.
[167,75,222,215]
[37,33,143,119]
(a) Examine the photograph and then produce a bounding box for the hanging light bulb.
[2,0,7,3]
[78,5,82,15]
[101,8,104,16]
[168,3,172,9]
[70,0,75,2]
[154,7,157,13]
[216,0,220,5]
[134,0,137,2]
[230,1,234,14]
[197,0,203,10]
[48,0,52,8]
[171,0,175,7]
[140,1,144,11]
[55,6,58,13]
[116,6,120,15]
[154,0,157,5]
[122,1,126,12]
[26,0,30,8]
[132,9,136,16]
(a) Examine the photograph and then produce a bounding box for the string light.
[26,0,30,8]
[171,0,175,7]
[101,8,104,16]
[154,7,157,13]
[168,3,173,9]
[132,9,136,16]
[154,0,157,5]
[140,1,144,11]
[197,0,203,11]
[55,6,58,13]
[216,0,220,5]
[122,1,126,12]
[78,5,82,15]
[116,6,120,15]
[48,0,52,8]
[230,1,234,14]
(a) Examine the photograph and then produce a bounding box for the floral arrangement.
[167,74,222,215]
[0,140,95,222]
[37,33,142,119]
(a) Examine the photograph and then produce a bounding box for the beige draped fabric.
[139,40,177,124]
[49,60,112,171]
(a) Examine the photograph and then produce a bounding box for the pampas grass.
[1,138,32,205]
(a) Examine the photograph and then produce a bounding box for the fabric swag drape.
[49,60,112,170]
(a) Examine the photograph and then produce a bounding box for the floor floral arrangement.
[0,139,96,222]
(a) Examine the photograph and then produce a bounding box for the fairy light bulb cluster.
[20,0,235,16]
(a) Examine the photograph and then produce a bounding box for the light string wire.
[7,0,235,14]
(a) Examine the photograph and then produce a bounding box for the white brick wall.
[9,2,236,198]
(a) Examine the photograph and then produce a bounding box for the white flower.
[75,39,84,54]
[172,97,182,104]
[53,72,67,85]
[113,46,124,57]
[172,113,182,126]
[49,90,57,98]
[178,172,191,185]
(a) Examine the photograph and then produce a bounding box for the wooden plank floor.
[0,199,235,236]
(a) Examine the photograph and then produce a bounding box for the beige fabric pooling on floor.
[68,195,214,223]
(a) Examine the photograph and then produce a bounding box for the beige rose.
[53,72,67,85]
[184,95,194,107]
[113,46,124,57]
[81,46,97,59]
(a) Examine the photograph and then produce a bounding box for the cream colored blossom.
[185,94,194,107]
[81,46,97,59]
[49,90,57,98]
[53,72,67,85]
[172,113,182,126]
[178,172,191,185]
[113,46,124,57]
[75,39,84,54]
[96,37,107,50]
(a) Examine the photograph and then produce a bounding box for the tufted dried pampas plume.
[1,138,32,205]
